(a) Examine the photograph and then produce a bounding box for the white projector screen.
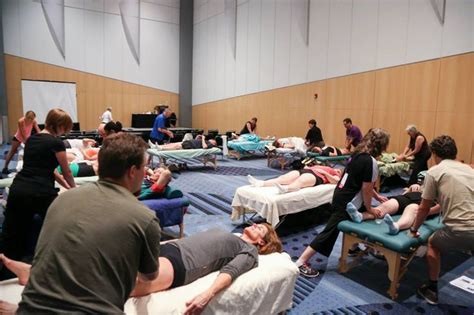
[21,80,78,124]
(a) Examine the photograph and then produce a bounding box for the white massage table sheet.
[0,253,298,315]
[232,184,336,226]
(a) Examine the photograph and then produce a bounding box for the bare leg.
[285,173,317,192]
[0,300,18,315]
[129,257,174,297]
[159,143,183,150]
[296,246,316,265]
[0,254,31,285]
[427,236,441,281]
[261,171,301,186]
[3,140,21,171]
[374,199,400,216]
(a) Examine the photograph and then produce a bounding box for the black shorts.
[389,192,435,215]
[181,140,195,150]
[298,169,323,186]
[160,243,185,288]
[321,147,341,156]
[77,163,95,177]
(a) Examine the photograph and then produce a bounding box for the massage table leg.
[338,233,361,273]
[202,155,217,170]
[339,232,417,300]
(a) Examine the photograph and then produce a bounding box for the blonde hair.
[257,223,283,255]
[45,108,73,135]
[406,124,417,133]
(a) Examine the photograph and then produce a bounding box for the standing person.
[397,125,431,185]
[240,117,258,135]
[305,119,324,149]
[0,109,76,274]
[408,135,474,305]
[150,108,174,145]
[343,118,362,151]
[294,128,390,277]
[2,111,41,175]
[15,133,162,313]
[100,106,113,124]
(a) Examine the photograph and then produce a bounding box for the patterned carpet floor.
[1,147,473,314]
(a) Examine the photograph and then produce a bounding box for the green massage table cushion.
[338,215,444,253]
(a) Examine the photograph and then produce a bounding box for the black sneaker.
[298,263,320,278]
[348,246,365,257]
[2,168,10,175]
[417,284,438,305]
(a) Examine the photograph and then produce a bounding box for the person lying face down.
[247,165,342,193]
[345,183,440,235]
[152,135,218,150]
[0,223,282,315]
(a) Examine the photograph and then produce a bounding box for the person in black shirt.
[0,109,75,280]
[294,128,390,278]
[305,119,324,149]
[397,125,431,185]
[240,117,257,135]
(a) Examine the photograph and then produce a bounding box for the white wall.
[2,0,180,93]
[192,0,474,105]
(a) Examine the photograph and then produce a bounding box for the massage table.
[0,176,99,189]
[337,215,443,299]
[0,252,299,315]
[226,139,274,160]
[306,152,351,167]
[231,184,336,227]
[376,153,413,189]
[147,148,222,170]
[267,148,306,170]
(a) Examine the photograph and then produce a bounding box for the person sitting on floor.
[311,145,350,156]
[0,223,282,314]
[152,135,217,150]
[247,165,342,194]
[345,183,440,235]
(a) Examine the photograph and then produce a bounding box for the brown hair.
[353,128,390,158]
[98,133,147,180]
[272,139,281,148]
[25,111,36,120]
[257,223,283,255]
[44,108,73,135]
[430,135,457,160]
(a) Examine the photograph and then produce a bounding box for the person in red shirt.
[247,165,342,193]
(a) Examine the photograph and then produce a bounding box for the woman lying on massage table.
[311,145,350,156]
[0,223,281,315]
[152,135,217,150]
[247,165,342,193]
[345,184,440,235]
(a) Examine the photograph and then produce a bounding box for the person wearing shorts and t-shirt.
[409,135,474,305]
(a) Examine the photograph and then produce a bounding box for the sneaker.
[298,263,320,278]
[348,246,365,257]
[2,168,10,175]
[417,284,438,305]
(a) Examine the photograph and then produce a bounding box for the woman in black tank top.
[398,125,431,185]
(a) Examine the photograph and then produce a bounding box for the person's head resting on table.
[99,133,148,196]
[240,223,283,255]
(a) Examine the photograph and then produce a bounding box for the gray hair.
[406,124,417,133]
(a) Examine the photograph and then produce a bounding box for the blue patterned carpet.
[1,146,473,314]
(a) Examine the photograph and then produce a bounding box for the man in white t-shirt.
[100,107,113,124]
[409,135,474,305]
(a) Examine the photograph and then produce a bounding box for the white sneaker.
[247,175,263,187]
[148,140,156,149]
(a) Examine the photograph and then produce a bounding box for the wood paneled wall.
[4,54,179,134]
[193,52,474,163]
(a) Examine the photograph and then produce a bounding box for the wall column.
[179,0,193,127]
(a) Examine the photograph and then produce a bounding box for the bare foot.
[0,300,18,315]
[0,254,31,285]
